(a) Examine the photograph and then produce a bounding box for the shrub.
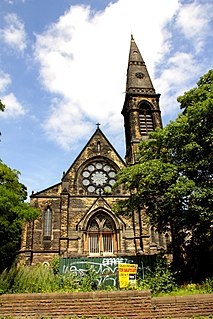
[0,264,17,294]
[79,264,98,291]
[50,257,60,275]
[58,272,79,292]
[11,263,59,293]
[202,277,213,293]
[137,256,177,295]
[0,261,100,294]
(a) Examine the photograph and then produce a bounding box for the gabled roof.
[62,127,126,180]
[31,127,125,197]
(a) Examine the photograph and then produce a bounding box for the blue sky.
[0,0,212,198]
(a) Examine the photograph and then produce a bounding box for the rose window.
[82,161,116,194]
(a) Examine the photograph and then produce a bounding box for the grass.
[153,282,213,297]
[0,258,212,296]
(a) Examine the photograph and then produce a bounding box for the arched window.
[139,102,154,135]
[151,226,156,243]
[165,233,170,251]
[158,233,164,247]
[97,141,101,153]
[87,213,116,256]
[43,207,52,240]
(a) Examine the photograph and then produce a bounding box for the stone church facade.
[19,36,169,265]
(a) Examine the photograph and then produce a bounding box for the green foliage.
[50,257,60,275]
[11,264,59,293]
[152,277,213,297]
[202,277,213,293]
[136,256,213,297]
[0,265,17,294]
[0,99,5,112]
[0,161,39,272]
[79,263,98,291]
[137,256,177,295]
[0,258,212,297]
[115,70,213,281]
[0,99,4,140]
[0,261,99,294]
[58,272,79,292]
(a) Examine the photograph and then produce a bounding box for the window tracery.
[87,213,116,256]
[81,161,117,194]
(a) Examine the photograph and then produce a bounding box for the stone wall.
[0,290,213,318]
[152,294,213,318]
[0,290,151,318]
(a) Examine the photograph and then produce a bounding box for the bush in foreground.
[0,257,212,295]
[0,261,98,294]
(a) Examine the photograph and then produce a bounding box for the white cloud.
[155,51,204,118]
[3,0,27,5]
[0,69,26,118]
[0,13,27,52]
[0,93,26,118]
[0,71,11,92]
[34,0,180,149]
[3,0,14,3]
[175,1,213,51]
[33,0,212,149]
[44,98,94,150]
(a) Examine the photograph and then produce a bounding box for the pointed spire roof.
[126,35,155,95]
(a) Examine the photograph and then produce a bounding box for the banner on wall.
[118,263,138,288]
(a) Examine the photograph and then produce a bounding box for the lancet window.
[43,207,52,240]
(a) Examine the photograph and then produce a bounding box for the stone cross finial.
[96,122,101,129]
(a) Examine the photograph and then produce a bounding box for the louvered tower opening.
[139,102,154,136]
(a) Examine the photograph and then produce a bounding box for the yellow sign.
[118,263,138,288]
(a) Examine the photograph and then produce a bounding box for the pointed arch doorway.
[86,211,118,256]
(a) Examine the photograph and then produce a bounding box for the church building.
[19,36,168,265]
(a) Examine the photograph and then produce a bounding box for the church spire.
[122,35,162,164]
[126,35,155,95]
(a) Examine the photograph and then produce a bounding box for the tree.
[0,161,38,272]
[115,70,213,281]
[0,99,5,139]
[0,99,5,112]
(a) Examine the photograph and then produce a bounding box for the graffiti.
[62,260,118,286]
[60,256,147,287]
[102,257,130,266]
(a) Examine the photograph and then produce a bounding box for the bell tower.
[122,35,162,164]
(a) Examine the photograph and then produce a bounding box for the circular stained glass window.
[81,161,117,194]
[109,171,116,178]
[83,179,90,186]
[82,171,90,178]
[104,165,110,172]
[88,185,95,193]
[104,186,111,192]
[109,179,116,186]
[88,165,95,172]
[96,163,103,169]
